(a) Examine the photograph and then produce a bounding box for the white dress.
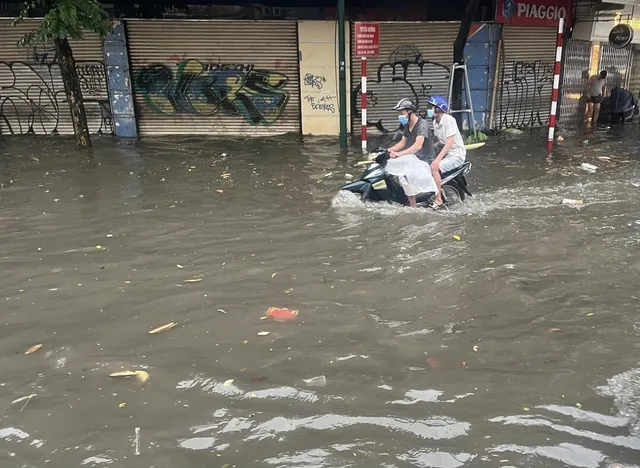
[384,154,438,196]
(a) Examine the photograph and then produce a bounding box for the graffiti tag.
[304,94,336,113]
[0,61,112,136]
[351,45,450,133]
[303,73,324,89]
[135,59,289,125]
[498,60,553,128]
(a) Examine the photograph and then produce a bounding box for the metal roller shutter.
[497,25,557,129]
[559,39,591,128]
[350,22,459,134]
[0,19,109,136]
[598,43,632,93]
[126,20,300,136]
[629,49,640,99]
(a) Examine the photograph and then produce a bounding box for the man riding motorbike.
[426,95,466,208]
[385,99,437,208]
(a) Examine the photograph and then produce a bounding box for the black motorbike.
[339,147,472,208]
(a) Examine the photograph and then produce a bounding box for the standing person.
[584,70,608,129]
[385,98,437,208]
[426,95,466,209]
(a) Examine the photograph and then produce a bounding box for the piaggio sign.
[496,0,572,27]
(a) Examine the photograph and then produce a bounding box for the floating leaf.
[271,272,277,278]
[586,313,594,317]
[223,379,234,386]
[25,344,43,355]
[217,309,227,314]
[257,331,270,336]
[135,371,150,383]
[260,316,267,320]
[110,370,149,383]
[149,322,177,334]
[119,402,126,408]
[576,402,582,408]
[453,235,461,241]
[96,245,103,250]
[523,407,530,412]
[550,328,562,332]
[184,278,202,283]
[176,264,184,268]
[216,189,224,193]
[472,345,479,352]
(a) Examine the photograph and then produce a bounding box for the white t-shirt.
[433,114,466,160]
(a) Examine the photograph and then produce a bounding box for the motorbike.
[339,147,472,208]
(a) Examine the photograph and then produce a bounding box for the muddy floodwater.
[1,129,640,468]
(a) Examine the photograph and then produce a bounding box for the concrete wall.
[298,20,351,135]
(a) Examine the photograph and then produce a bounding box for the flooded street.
[2,129,640,468]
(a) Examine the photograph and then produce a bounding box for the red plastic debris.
[266,307,299,322]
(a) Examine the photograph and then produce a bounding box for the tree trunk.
[55,37,91,149]
[452,0,482,130]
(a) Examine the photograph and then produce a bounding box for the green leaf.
[10,0,112,46]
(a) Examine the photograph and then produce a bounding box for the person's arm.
[388,136,407,153]
[433,136,454,164]
[396,135,425,157]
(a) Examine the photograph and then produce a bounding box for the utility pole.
[337,0,348,149]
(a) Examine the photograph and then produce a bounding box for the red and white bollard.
[361,57,367,153]
[547,17,564,156]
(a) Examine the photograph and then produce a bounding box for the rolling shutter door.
[0,19,109,136]
[351,22,459,134]
[126,20,300,136]
[497,25,557,129]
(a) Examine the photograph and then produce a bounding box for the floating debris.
[25,344,43,355]
[266,307,298,322]
[149,322,177,334]
[257,331,271,336]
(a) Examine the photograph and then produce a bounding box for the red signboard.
[355,22,380,58]
[496,0,572,27]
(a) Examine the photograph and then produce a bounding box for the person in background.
[584,70,607,129]
[426,95,466,209]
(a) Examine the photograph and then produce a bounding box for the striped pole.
[361,57,367,153]
[548,17,564,156]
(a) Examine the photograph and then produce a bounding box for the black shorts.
[587,95,604,104]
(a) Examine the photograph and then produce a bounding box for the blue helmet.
[427,95,448,113]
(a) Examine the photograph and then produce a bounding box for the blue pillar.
[103,21,137,138]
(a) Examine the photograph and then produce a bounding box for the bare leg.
[399,176,418,208]
[584,102,593,127]
[592,103,602,127]
[432,166,442,205]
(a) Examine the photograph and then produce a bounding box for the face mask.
[398,115,409,125]
[426,109,434,118]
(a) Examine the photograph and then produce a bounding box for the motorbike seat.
[440,161,471,179]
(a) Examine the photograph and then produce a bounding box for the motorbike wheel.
[441,185,462,206]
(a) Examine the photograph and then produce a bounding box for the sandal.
[427,201,445,212]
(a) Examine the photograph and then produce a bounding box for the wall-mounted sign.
[496,0,572,27]
[354,22,379,58]
[609,23,634,49]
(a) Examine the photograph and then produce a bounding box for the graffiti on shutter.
[351,45,450,133]
[0,40,111,136]
[134,58,290,126]
[498,59,554,129]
